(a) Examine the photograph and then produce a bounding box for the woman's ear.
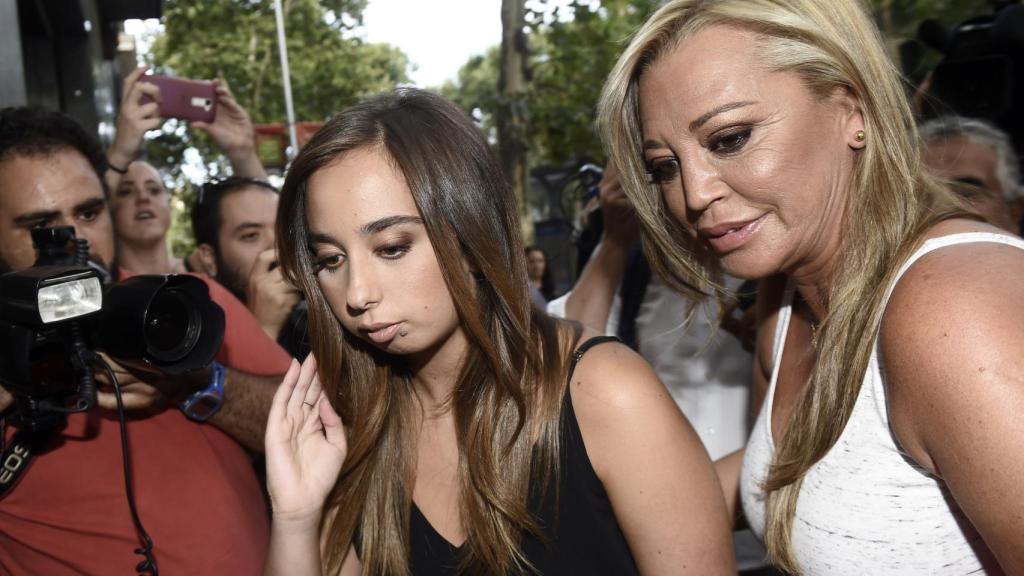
[836,87,867,150]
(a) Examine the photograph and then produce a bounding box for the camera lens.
[144,289,201,362]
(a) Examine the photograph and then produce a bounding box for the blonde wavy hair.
[597,0,968,572]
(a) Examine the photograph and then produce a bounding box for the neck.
[788,227,846,323]
[117,238,178,275]
[408,330,468,416]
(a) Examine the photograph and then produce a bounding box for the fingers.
[318,395,346,448]
[216,85,241,110]
[121,66,149,100]
[95,384,160,411]
[268,358,301,423]
[135,81,162,105]
[303,371,322,409]
[286,354,319,416]
[300,375,324,434]
[250,248,279,279]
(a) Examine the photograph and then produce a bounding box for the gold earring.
[854,130,866,142]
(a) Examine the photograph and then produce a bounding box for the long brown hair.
[597,0,971,572]
[277,88,576,575]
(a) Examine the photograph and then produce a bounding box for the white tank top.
[740,232,1024,575]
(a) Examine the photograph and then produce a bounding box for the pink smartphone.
[139,75,217,123]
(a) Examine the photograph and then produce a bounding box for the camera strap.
[0,428,39,498]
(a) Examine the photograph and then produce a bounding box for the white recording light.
[37,277,103,323]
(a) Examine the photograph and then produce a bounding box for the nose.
[678,152,729,219]
[264,228,276,252]
[344,257,381,315]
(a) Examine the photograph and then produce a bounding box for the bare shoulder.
[882,224,1024,341]
[566,328,706,479]
[568,329,669,414]
[881,222,1024,467]
[880,222,1024,570]
[566,330,735,573]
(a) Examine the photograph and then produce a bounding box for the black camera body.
[0,227,225,433]
[920,2,1024,152]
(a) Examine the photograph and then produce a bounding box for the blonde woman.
[262,89,733,575]
[598,0,1024,574]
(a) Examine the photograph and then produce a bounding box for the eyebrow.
[689,100,757,132]
[119,178,161,187]
[75,198,108,215]
[232,222,268,234]
[642,101,758,152]
[308,215,424,247]
[13,197,107,225]
[360,215,423,236]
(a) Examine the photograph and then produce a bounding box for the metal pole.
[273,0,298,160]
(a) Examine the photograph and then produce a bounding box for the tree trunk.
[498,0,532,243]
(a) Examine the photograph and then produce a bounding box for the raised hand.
[265,355,347,526]
[248,248,303,341]
[108,66,163,171]
[191,79,267,178]
[598,163,641,250]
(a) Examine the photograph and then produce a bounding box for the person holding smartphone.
[104,66,268,276]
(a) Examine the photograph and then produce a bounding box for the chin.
[718,253,782,281]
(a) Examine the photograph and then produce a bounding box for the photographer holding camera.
[189,177,308,359]
[0,107,290,574]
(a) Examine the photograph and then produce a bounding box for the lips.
[134,210,155,221]
[361,322,402,344]
[700,215,766,253]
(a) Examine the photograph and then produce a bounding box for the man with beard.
[190,177,309,358]
[0,106,289,574]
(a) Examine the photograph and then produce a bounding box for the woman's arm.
[571,341,735,574]
[881,241,1024,573]
[264,356,349,576]
[713,448,744,526]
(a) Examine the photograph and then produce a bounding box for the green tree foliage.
[138,0,410,255]
[445,0,997,171]
[525,0,659,165]
[443,0,658,169]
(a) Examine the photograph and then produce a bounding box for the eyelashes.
[645,125,754,185]
[710,127,752,154]
[647,158,680,185]
[311,241,413,274]
[314,254,344,274]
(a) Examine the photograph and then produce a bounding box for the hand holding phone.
[108,67,164,172]
[139,75,218,123]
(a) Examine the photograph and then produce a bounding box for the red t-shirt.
[0,274,291,575]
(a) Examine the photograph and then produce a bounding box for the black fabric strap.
[565,335,622,386]
[0,429,40,498]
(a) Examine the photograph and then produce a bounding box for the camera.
[918,1,1024,152]
[0,227,225,433]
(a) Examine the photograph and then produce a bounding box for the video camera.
[918,1,1024,153]
[0,227,225,434]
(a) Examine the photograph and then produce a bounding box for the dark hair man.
[190,177,308,358]
[0,106,289,574]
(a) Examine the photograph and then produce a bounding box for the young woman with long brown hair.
[261,89,734,575]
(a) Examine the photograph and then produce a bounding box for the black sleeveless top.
[406,335,639,575]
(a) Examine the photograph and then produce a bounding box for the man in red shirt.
[0,106,290,574]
